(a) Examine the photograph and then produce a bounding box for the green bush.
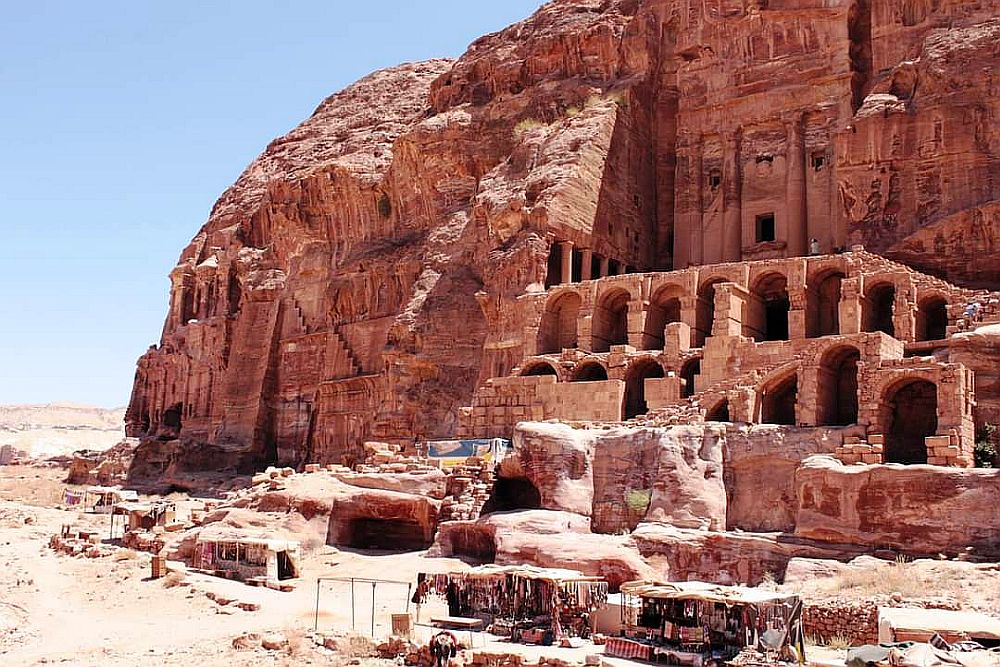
[625,489,651,512]
[975,423,997,468]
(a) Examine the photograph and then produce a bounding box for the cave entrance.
[761,374,798,425]
[482,476,541,515]
[916,296,948,341]
[592,288,630,352]
[817,346,860,426]
[624,359,666,419]
[346,518,430,551]
[449,529,497,563]
[864,283,896,337]
[882,380,937,465]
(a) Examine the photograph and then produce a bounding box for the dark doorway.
[592,289,630,352]
[761,374,797,425]
[449,528,496,563]
[916,297,948,341]
[481,476,542,514]
[544,244,561,288]
[883,380,937,464]
[753,274,790,342]
[277,551,297,580]
[707,400,730,422]
[537,292,582,354]
[810,272,844,337]
[817,347,860,426]
[521,362,558,377]
[573,362,609,382]
[162,404,183,436]
[624,360,666,419]
[864,283,896,337]
[695,280,724,347]
[347,518,430,551]
[681,359,701,398]
[642,291,682,351]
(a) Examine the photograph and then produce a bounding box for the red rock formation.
[127,0,1000,473]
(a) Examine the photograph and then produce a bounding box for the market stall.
[614,581,806,666]
[413,565,609,645]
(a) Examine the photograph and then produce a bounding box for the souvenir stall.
[413,565,609,645]
[611,581,806,666]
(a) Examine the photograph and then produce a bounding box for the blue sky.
[0,1,541,408]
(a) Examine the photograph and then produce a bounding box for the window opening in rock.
[756,213,776,243]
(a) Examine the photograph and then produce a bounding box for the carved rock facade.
[127,1,999,475]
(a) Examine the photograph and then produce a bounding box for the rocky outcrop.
[793,456,1000,557]
[508,422,726,533]
[127,0,1000,475]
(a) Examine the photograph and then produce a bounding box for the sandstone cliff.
[127,0,1000,474]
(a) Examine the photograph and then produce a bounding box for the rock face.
[794,455,1000,556]
[127,0,999,472]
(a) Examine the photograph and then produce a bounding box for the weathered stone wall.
[794,456,1000,557]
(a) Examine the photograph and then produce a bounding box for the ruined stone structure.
[462,249,998,467]
[127,0,999,476]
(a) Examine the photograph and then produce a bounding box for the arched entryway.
[573,362,609,382]
[163,403,183,432]
[592,289,630,352]
[751,273,790,342]
[916,296,948,341]
[680,358,701,398]
[817,346,860,426]
[882,380,937,464]
[537,292,581,354]
[864,283,896,337]
[695,279,725,347]
[809,271,844,338]
[706,399,730,422]
[761,373,797,425]
[642,287,682,351]
[520,361,559,377]
[624,359,666,419]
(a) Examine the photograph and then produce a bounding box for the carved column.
[840,277,862,334]
[785,113,808,257]
[680,295,698,348]
[691,137,705,267]
[788,286,808,340]
[599,256,609,278]
[713,282,748,338]
[627,299,645,349]
[580,248,593,281]
[723,129,743,262]
[559,241,574,284]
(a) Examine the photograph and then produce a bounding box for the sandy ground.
[1,465,997,667]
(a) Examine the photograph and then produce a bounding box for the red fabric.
[605,637,651,660]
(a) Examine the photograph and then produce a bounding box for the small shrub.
[975,423,997,467]
[625,489,652,512]
[565,106,582,118]
[824,634,853,650]
[162,571,187,588]
[513,118,546,138]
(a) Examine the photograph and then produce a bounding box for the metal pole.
[351,579,356,630]
[314,579,321,632]
[371,581,376,637]
[406,583,412,613]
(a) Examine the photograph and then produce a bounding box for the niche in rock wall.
[481,476,541,515]
[848,0,873,113]
[345,518,430,551]
[448,527,496,563]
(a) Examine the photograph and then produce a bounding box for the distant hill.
[0,403,125,459]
